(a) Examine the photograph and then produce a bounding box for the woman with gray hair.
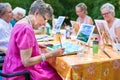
[2,0,64,80]
[100,3,120,52]
[0,3,13,53]
[10,7,26,27]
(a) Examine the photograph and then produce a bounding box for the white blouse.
[76,15,92,25]
[0,18,13,49]
[108,18,120,52]
[109,18,120,41]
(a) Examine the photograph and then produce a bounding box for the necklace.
[25,16,32,27]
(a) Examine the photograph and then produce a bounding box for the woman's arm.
[87,17,93,25]
[115,26,120,42]
[20,47,64,67]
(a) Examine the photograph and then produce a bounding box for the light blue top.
[0,18,13,49]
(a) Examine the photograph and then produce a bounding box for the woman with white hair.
[2,0,64,80]
[10,7,26,27]
[0,3,13,53]
[100,3,120,51]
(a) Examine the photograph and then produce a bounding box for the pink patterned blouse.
[2,23,62,80]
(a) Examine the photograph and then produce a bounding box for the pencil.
[59,36,62,48]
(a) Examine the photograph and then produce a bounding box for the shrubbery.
[45,0,120,21]
[1,0,120,21]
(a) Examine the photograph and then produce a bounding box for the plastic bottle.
[46,23,51,35]
[65,25,71,39]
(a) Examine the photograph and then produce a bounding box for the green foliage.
[1,0,120,21]
[45,0,64,18]
[45,0,120,21]
[0,0,33,15]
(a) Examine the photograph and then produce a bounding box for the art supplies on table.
[47,42,83,55]
[76,24,95,45]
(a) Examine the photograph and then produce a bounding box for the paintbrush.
[59,36,62,48]
[102,49,111,58]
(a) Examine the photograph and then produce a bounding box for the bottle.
[65,25,71,39]
[45,23,51,35]
[46,26,51,35]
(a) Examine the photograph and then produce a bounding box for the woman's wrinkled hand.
[51,48,65,57]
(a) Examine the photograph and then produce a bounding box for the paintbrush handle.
[59,37,62,48]
[102,49,111,58]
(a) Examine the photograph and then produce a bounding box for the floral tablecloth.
[50,47,120,80]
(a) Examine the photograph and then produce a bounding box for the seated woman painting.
[2,0,65,80]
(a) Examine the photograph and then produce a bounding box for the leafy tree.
[1,0,120,21]
[45,0,64,18]
[0,0,33,15]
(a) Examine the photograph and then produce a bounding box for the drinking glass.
[92,40,99,55]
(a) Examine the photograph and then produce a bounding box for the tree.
[1,0,120,20]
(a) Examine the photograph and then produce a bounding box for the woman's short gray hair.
[0,3,11,16]
[45,3,53,19]
[76,3,88,14]
[12,7,26,17]
[29,0,53,19]
[101,3,115,16]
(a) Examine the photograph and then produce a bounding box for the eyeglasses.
[42,15,46,20]
[102,12,111,16]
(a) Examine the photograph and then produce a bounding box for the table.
[37,36,120,80]
[50,46,120,80]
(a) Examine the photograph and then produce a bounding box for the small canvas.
[76,24,95,45]
[94,20,112,46]
[47,42,83,55]
[52,16,65,34]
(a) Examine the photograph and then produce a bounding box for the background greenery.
[0,0,120,22]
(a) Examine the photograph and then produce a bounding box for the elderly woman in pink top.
[2,0,64,80]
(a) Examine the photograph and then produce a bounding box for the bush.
[0,0,33,15]
[1,0,120,21]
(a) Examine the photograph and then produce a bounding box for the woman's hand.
[50,48,65,57]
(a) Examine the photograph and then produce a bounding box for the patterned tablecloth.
[49,46,120,80]
[37,36,120,80]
